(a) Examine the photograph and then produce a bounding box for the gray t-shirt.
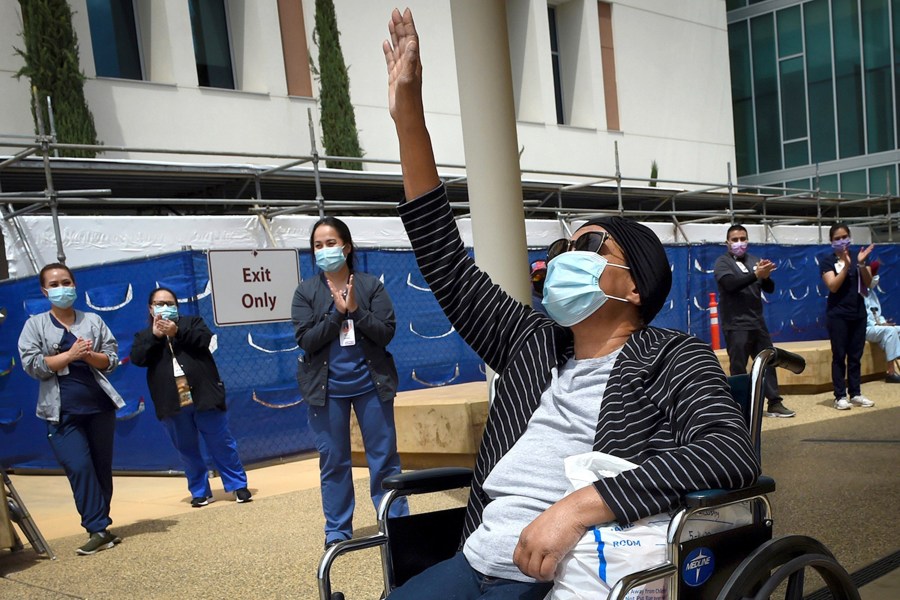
[463,349,621,582]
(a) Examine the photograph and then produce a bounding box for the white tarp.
[1,214,869,279]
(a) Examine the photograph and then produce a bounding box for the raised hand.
[383,8,423,124]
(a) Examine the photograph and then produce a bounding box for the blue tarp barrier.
[1,244,898,471]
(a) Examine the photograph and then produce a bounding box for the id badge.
[340,319,356,347]
[835,260,845,274]
[736,261,749,274]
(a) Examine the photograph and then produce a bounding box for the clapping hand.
[152,313,178,338]
[327,275,357,314]
[68,337,92,361]
[755,259,776,279]
[858,244,874,265]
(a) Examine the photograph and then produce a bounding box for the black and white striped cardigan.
[398,185,760,541]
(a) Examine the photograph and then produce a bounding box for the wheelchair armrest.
[382,467,473,495]
[684,476,775,509]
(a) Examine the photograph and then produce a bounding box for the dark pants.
[308,388,408,544]
[387,552,553,600]
[723,328,781,404]
[827,316,867,399]
[46,410,116,534]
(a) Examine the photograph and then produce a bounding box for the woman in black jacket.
[131,287,252,507]
[291,216,407,549]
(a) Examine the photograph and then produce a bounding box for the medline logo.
[682,547,715,587]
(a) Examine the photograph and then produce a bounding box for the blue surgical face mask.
[153,305,179,321]
[45,286,77,309]
[831,238,851,252]
[541,251,630,327]
[315,246,347,272]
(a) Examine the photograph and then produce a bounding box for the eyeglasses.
[547,231,610,262]
[151,301,176,307]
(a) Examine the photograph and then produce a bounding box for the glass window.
[726,0,747,10]
[729,21,757,175]
[780,56,807,141]
[861,0,893,153]
[85,0,142,79]
[868,165,897,195]
[783,139,809,168]
[786,178,811,192]
[777,6,803,57]
[804,0,837,163]
[548,6,565,125]
[818,173,839,193]
[751,14,782,172]
[833,0,864,158]
[188,0,235,89]
[840,169,868,193]
[894,0,900,145]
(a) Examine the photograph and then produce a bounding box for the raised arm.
[384,8,440,200]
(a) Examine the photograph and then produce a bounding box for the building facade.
[726,0,899,197]
[1,1,738,185]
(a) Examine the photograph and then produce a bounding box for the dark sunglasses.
[547,231,610,262]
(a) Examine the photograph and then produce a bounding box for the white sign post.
[207,249,300,326]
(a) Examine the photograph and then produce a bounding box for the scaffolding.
[1,113,897,274]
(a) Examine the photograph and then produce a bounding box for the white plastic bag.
[549,452,668,600]
[548,452,753,600]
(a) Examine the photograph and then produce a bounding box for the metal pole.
[308,108,325,219]
[815,165,822,244]
[32,88,65,264]
[614,141,623,216]
[46,96,59,158]
[727,162,734,224]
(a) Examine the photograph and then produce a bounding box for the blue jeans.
[387,552,553,599]
[46,410,116,534]
[308,388,408,544]
[161,405,248,498]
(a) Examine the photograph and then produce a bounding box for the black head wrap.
[579,216,671,325]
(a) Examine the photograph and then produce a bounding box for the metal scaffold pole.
[308,108,325,219]
[32,89,65,264]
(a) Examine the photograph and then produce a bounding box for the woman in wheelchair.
[382,9,759,599]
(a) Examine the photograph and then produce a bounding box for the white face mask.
[541,251,630,327]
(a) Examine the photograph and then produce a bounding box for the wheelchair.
[318,348,860,600]
[2,468,57,560]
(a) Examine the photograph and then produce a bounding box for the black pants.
[724,328,781,404]
[827,315,867,399]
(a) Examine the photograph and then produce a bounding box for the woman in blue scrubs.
[291,217,408,549]
[18,263,124,555]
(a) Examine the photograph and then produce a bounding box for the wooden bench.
[714,340,888,394]
[350,381,488,469]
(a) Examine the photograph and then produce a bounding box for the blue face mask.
[45,286,77,309]
[153,305,179,321]
[541,251,630,327]
[831,238,851,253]
[315,246,347,272]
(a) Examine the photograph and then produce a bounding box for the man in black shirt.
[714,225,795,417]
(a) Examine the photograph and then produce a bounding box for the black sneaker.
[764,401,796,418]
[76,531,117,555]
[191,496,210,508]
[234,488,252,503]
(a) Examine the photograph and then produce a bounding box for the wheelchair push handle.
[766,347,806,375]
[753,347,806,375]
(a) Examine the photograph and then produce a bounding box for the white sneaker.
[833,397,852,410]
[849,395,874,408]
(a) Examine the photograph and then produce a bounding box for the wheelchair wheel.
[718,535,859,600]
